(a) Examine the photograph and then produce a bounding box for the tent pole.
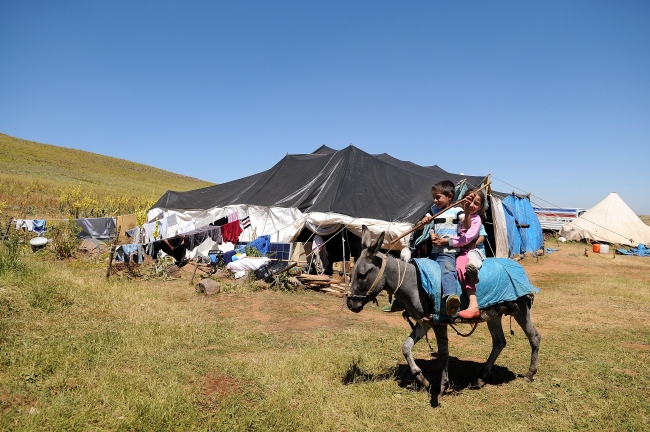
[342,233,347,286]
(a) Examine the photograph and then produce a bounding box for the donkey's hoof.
[469,377,486,389]
[414,373,430,393]
[518,373,535,383]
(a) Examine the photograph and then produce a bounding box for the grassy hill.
[0,133,213,218]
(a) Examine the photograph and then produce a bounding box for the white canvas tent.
[559,192,650,246]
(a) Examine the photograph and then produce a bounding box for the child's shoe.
[445,295,461,316]
[465,263,480,285]
[458,308,480,319]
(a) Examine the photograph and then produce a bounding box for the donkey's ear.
[361,225,372,249]
[367,231,385,258]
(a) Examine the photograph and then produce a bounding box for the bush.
[48,218,82,259]
[0,230,23,274]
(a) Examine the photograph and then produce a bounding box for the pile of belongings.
[616,244,650,257]
[222,235,273,278]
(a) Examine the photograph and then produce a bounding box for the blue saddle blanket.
[411,258,539,323]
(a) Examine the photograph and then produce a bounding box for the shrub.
[0,230,23,274]
[48,218,82,259]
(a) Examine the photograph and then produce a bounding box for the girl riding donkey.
[430,188,486,319]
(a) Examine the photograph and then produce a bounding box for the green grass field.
[1,240,648,431]
[0,133,213,218]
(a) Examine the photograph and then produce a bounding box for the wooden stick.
[388,180,492,246]
[106,225,121,279]
[3,217,11,240]
[189,257,200,286]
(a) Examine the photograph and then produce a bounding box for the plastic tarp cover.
[616,244,650,256]
[148,205,414,249]
[501,195,544,257]
[490,195,509,258]
[152,145,487,224]
[475,258,539,308]
[412,257,538,324]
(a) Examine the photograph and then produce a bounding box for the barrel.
[592,244,601,253]
[600,244,610,254]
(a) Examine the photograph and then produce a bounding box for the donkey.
[346,225,541,396]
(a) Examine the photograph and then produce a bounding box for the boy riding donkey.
[385,180,484,319]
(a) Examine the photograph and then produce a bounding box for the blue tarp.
[475,258,540,308]
[411,257,539,324]
[502,195,544,258]
[247,235,271,255]
[616,244,650,257]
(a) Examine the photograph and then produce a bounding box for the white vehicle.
[533,207,587,231]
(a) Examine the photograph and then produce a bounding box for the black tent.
[153,145,486,224]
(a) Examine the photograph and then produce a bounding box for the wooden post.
[106,225,121,279]
[189,256,200,286]
[3,217,12,240]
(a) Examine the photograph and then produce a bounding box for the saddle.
[411,258,539,325]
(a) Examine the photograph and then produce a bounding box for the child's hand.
[419,215,433,225]
[463,193,475,213]
[431,236,448,248]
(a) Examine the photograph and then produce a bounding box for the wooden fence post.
[106,225,121,279]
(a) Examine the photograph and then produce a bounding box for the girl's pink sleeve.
[451,215,481,248]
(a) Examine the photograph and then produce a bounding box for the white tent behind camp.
[559,192,650,246]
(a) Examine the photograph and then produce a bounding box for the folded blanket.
[412,257,539,324]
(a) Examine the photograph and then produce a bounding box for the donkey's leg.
[432,324,450,395]
[473,316,507,388]
[512,298,541,383]
[402,322,430,391]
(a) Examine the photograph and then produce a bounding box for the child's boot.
[445,295,461,315]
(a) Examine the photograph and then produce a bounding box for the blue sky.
[1,1,649,213]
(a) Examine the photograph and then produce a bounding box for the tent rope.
[491,176,640,245]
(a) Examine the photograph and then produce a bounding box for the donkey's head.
[346,225,386,313]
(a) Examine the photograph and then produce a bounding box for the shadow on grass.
[342,355,517,407]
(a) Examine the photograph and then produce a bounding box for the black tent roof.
[152,145,487,224]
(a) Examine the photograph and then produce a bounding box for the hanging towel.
[241,216,251,229]
[177,220,196,235]
[75,217,115,239]
[125,226,141,244]
[115,214,138,238]
[32,220,47,236]
[227,211,238,223]
[115,244,144,264]
[183,225,223,250]
[210,216,229,227]
[221,221,243,243]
